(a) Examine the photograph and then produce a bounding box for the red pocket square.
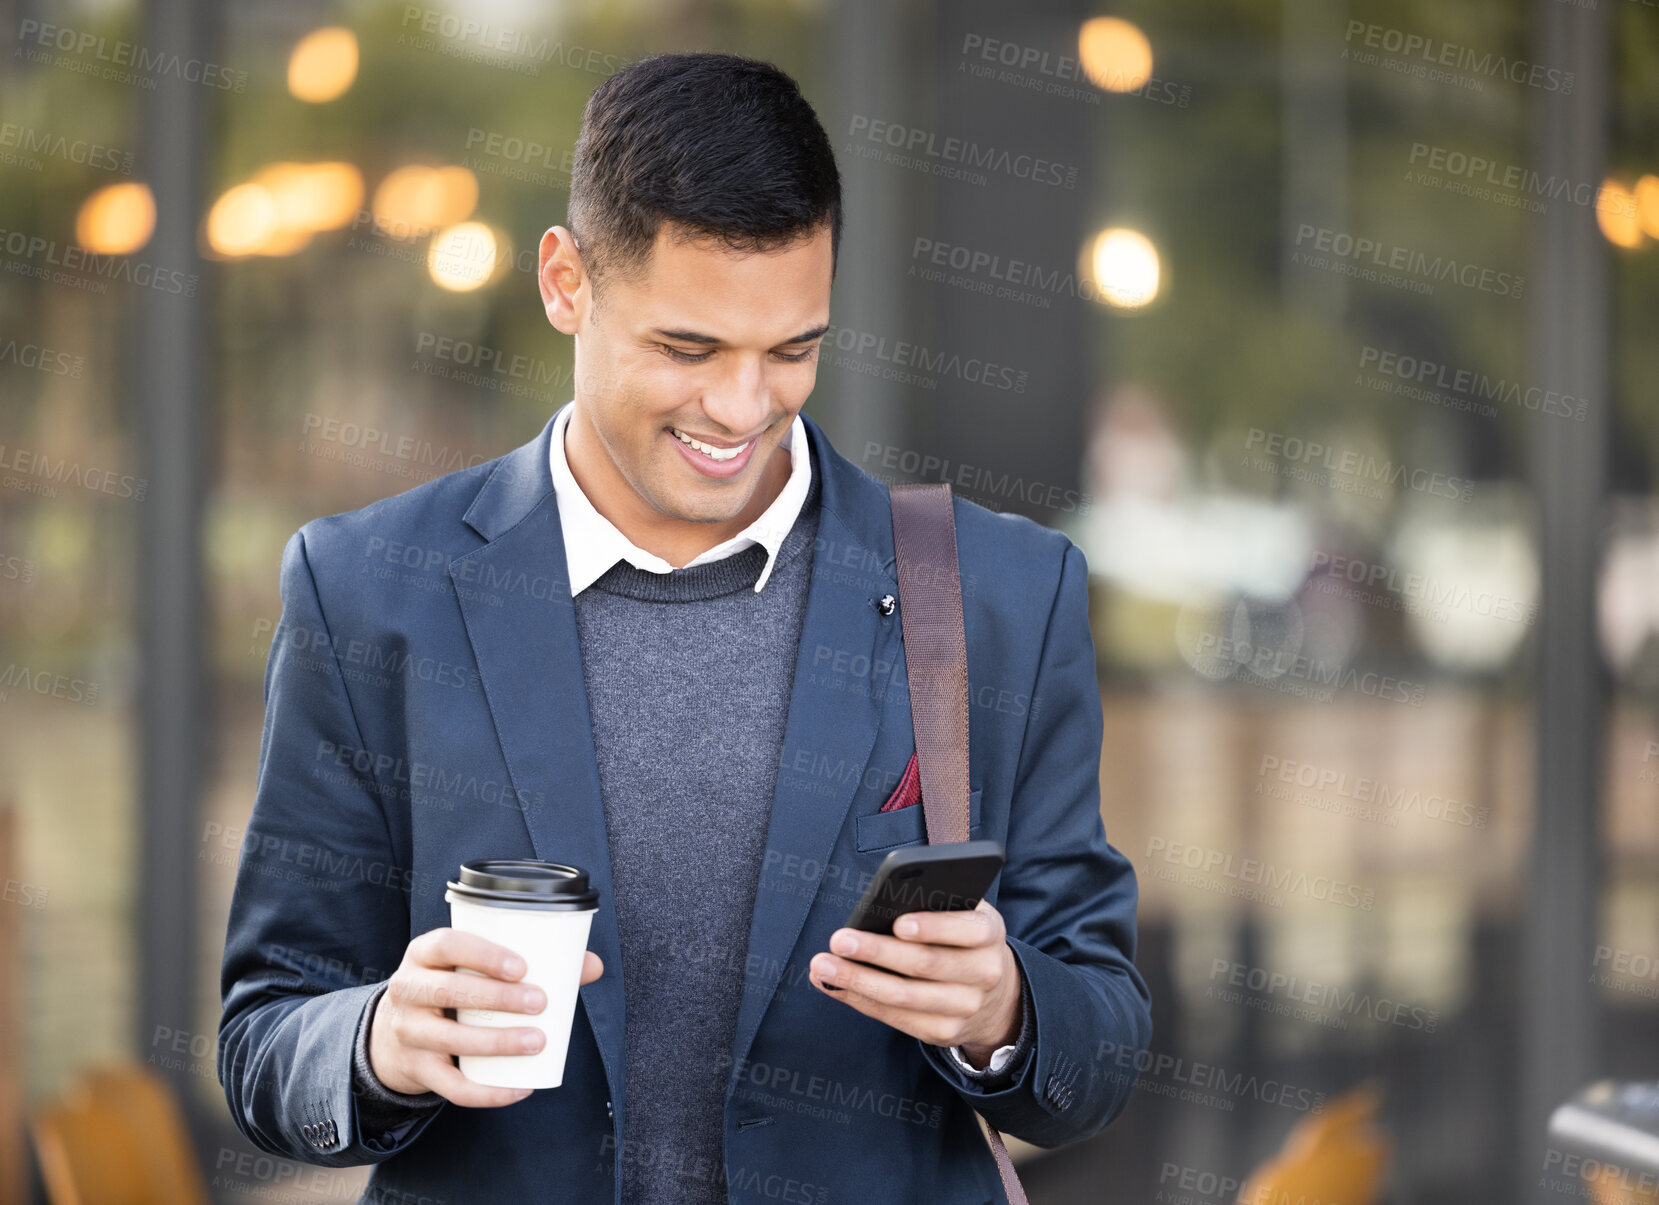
[879,752,922,812]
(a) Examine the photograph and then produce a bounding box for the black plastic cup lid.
[446,859,600,910]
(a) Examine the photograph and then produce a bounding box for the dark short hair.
[567,52,842,294]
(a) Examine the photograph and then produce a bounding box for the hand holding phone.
[813,839,1022,1066]
[840,838,1005,964]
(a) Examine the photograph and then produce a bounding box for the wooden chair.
[29,1062,209,1205]
[80,1064,210,1205]
[30,1093,161,1205]
[1235,1082,1392,1204]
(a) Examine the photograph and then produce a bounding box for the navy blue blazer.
[217,410,1152,1204]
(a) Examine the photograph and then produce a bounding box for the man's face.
[539,221,833,532]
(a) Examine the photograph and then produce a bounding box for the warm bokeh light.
[428,221,500,291]
[206,183,278,257]
[288,27,358,103]
[1085,227,1161,308]
[1635,174,1659,241]
[1597,178,1643,249]
[1078,17,1154,93]
[74,182,156,254]
[253,224,316,257]
[372,165,479,240]
[252,161,364,234]
[204,163,365,257]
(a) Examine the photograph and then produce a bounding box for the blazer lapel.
[447,418,630,1124]
[723,414,903,1103]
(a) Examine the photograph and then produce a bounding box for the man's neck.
[564,411,794,568]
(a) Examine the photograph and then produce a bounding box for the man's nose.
[698,354,773,435]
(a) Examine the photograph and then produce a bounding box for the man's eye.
[662,345,816,363]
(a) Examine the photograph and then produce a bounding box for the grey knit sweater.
[347,462,1032,1195]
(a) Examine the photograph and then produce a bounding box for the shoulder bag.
[889,481,1031,1205]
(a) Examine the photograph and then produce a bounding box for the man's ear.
[538,226,585,334]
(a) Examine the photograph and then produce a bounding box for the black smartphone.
[840,838,1006,959]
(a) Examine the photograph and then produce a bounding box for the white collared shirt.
[546,400,812,597]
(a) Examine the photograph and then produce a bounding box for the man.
[218,51,1150,1205]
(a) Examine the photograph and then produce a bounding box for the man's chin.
[649,484,753,527]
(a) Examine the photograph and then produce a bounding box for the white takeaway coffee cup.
[443,859,600,1090]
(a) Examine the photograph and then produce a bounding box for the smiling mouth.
[669,427,754,462]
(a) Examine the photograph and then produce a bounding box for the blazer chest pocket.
[855,788,983,853]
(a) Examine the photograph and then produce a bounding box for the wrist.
[960,946,1023,1066]
[959,1025,1017,1069]
[366,990,425,1097]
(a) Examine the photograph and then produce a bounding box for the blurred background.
[1,0,1656,1201]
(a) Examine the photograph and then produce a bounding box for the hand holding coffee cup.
[368,860,603,1106]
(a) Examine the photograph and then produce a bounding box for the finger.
[810,954,979,1016]
[809,970,977,1047]
[824,929,979,985]
[413,927,530,979]
[400,1011,550,1060]
[890,901,1004,949]
[581,951,603,985]
[397,967,546,1016]
[412,1051,537,1109]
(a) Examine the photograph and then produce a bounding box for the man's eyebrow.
[650,324,830,347]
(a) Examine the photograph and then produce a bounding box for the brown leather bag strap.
[890,483,971,849]
[889,482,1031,1205]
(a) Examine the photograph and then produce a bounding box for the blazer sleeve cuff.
[917,934,1151,1150]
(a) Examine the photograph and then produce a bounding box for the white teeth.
[671,427,748,462]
